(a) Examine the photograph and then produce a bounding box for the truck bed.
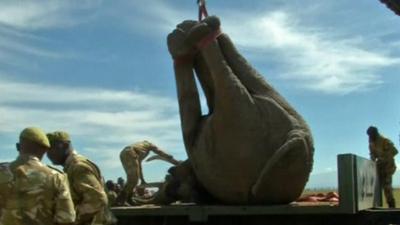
[112,154,400,225]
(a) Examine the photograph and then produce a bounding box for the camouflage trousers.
[378,169,396,208]
[120,150,141,203]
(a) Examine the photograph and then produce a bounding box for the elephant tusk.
[137,182,164,188]
[145,155,181,166]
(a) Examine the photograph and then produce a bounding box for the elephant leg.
[181,16,253,113]
[193,54,215,115]
[217,34,274,96]
[119,150,140,204]
[174,62,202,149]
[250,131,312,203]
[199,40,254,112]
[217,34,303,118]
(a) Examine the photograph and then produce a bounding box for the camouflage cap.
[20,127,51,148]
[47,131,71,144]
[366,126,378,136]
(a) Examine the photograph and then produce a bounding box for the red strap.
[196,28,222,50]
[173,29,222,65]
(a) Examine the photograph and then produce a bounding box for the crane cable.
[173,0,214,65]
[195,0,222,50]
[198,0,209,21]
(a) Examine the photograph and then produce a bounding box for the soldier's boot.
[116,190,132,206]
[388,199,396,208]
[383,185,396,208]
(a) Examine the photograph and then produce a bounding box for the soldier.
[0,127,76,225]
[47,131,115,225]
[367,126,398,208]
[117,141,179,205]
[115,183,122,196]
[117,177,125,191]
[105,180,118,207]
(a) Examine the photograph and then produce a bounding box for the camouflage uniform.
[0,155,76,225]
[369,135,398,207]
[64,151,114,225]
[106,190,118,207]
[119,141,156,203]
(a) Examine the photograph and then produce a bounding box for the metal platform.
[112,154,400,225]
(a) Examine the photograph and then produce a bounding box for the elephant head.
[132,160,213,205]
[167,16,314,204]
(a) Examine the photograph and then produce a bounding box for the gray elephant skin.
[167,16,314,204]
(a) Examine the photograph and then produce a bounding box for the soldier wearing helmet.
[0,127,76,225]
[47,131,115,225]
[367,126,398,208]
[117,141,179,205]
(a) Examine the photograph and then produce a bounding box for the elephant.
[130,160,214,205]
[166,16,314,204]
[379,0,400,16]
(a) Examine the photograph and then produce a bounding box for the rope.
[173,28,221,66]
[196,28,221,50]
[173,0,218,65]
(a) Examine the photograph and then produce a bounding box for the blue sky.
[0,0,399,188]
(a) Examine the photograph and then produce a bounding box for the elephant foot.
[250,133,312,204]
[167,16,221,63]
[189,16,221,49]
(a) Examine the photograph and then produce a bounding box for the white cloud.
[0,158,13,162]
[0,79,173,108]
[220,11,400,94]
[1,1,398,96]
[0,35,73,60]
[0,1,96,67]
[113,2,400,95]
[0,77,185,174]
[112,0,194,36]
[0,0,182,34]
[0,0,101,30]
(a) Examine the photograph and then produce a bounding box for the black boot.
[388,199,396,208]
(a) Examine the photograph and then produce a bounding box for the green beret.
[20,127,50,148]
[47,131,71,144]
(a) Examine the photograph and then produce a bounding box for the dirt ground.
[302,188,400,208]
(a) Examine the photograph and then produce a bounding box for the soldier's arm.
[384,139,398,157]
[72,165,108,224]
[369,144,377,161]
[54,173,76,225]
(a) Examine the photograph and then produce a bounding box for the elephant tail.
[250,131,313,204]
